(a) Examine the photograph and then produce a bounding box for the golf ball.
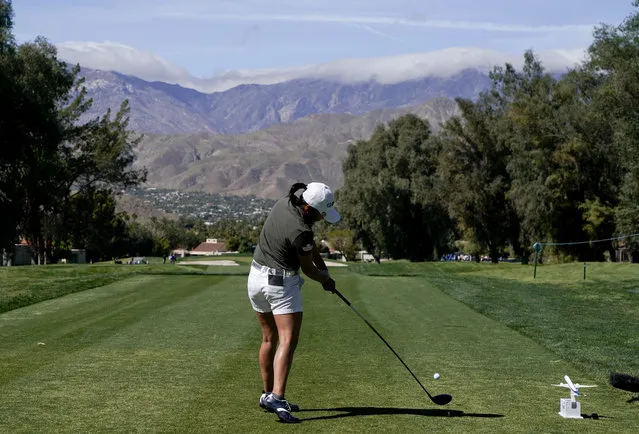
[434,373,440,380]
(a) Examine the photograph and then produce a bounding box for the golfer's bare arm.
[311,245,328,272]
[299,252,330,284]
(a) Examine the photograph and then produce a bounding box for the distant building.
[1,239,87,266]
[1,238,33,266]
[191,238,228,256]
[356,250,375,262]
[68,249,87,264]
[171,248,188,258]
[13,241,33,265]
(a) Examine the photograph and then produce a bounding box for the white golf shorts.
[247,263,305,314]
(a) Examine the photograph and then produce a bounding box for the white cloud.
[57,41,194,84]
[161,12,594,33]
[56,41,588,93]
[342,23,403,42]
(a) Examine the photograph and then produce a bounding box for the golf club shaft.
[333,289,435,400]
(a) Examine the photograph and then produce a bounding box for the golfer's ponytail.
[288,182,307,206]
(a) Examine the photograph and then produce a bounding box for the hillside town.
[124,187,276,223]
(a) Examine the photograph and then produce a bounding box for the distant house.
[171,248,188,258]
[191,238,227,256]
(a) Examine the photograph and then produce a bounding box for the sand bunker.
[182,260,240,266]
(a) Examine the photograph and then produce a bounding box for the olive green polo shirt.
[252,197,315,271]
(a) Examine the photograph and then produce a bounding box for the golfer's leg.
[272,312,303,398]
[256,312,278,393]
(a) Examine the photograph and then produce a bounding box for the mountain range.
[132,97,460,198]
[79,67,490,135]
[78,67,493,199]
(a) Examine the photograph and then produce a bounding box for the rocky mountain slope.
[77,66,482,198]
[133,98,460,198]
[79,68,488,135]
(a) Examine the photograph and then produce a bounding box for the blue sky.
[11,0,635,92]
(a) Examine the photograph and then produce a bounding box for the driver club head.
[432,394,453,406]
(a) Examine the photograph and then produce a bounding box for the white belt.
[252,260,298,277]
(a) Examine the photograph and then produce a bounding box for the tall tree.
[560,68,621,259]
[585,1,639,257]
[0,36,78,263]
[340,114,453,261]
[489,51,613,260]
[124,217,155,257]
[148,217,202,251]
[64,188,128,262]
[480,50,623,261]
[0,0,13,52]
[0,19,146,262]
[0,0,20,256]
[437,95,519,262]
[325,228,358,261]
[65,101,147,196]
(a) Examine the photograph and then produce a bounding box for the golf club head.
[432,394,453,405]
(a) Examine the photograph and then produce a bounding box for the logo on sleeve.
[302,244,313,251]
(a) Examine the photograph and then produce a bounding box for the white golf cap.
[302,182,340,224]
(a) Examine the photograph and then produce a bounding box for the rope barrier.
[534,233,639,247]
[531,232,639,279]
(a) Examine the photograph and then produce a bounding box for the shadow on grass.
[298,407,503,422]
[581,413,613,420]
[349,273,426,277]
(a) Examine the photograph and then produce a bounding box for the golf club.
[333,289,453,406]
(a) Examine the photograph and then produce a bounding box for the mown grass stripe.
[0,274,256,432]
[0,262,637,432]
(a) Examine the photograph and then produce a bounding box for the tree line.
[339,2,639,263]
[0,1,353,264]
[0,0,150,263]
[0,1,259,264]
[4,0,639,264]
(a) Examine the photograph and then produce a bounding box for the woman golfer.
[248,181,339,423]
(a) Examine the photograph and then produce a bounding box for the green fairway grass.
[0,261,637,432]
[0,263,209,314]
